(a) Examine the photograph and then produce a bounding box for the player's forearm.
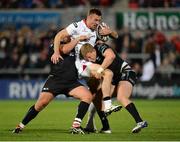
[54,32,62,54]
[62,38,79,54]
[101,56,115,70]
[100,49,115,70]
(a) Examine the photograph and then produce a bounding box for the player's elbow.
[104,69,113,78]
[61,47,70,54]
[54,32,63,41]
[54,29,67,41]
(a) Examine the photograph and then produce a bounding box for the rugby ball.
[96,23,109,42]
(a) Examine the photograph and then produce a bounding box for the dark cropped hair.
[88,8,102,16]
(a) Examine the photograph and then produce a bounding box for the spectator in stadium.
[137,0,173,8]
[34,47,49,69]
[158,51,176,78]
[140,35,156,81]
[171,35,180,54]
[80,43,148,133]
[12,35,94,134]
[128,0,139,9]
[0,0,116,9]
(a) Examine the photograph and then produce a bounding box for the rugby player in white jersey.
[51,8,121,115]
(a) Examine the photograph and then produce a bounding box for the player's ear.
[93,49,96,53]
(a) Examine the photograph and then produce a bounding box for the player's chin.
[92,25,97,30]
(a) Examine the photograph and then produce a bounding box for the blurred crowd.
[0,0,179,9]
[0,26,56,70]
[0,25,179,80]
[113,28,180,81]
[128,0,180,8]
[0,0,179,80]
[0,0,116,9]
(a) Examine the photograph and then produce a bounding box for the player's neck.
[83,19,91,30]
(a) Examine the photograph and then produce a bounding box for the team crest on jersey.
[82,64,87,71]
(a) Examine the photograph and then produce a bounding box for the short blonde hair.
[80,43,94,59]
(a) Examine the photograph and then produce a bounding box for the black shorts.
[41,75,83,97]
[112,70,137,86]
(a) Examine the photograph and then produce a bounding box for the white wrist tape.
[97,67,104,74]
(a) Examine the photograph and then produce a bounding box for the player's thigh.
[69,86,93,103]
[35,92,54,111]
[117,81,133,101]
[103,69,113,78]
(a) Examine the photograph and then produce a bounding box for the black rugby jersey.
[48,44,78,82]
[95,43,136,86]
[94,43,124,75]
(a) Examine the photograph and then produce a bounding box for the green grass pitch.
[0,99,180,141]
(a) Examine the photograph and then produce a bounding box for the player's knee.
[41,99,49,108]
[81,93,93,103]
[35,98,50,111]
[117,94,126,103]
[117,95,131,107]
[104,69,113,78]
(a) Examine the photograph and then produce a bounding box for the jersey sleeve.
[96,43,110,55]
[66,22,78,36]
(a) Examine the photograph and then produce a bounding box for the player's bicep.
[56,29,70,38]
[102,48,115,57]
[54,29,70,52]
[97,43,109,54]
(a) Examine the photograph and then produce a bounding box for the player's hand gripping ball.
[96,22,109,42]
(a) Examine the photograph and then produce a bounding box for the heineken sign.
[116,11,180,31]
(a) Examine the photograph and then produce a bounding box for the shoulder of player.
[95,43,110,53]
[96,43,109,49]
[71,20,83,28]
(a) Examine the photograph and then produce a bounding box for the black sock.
[76,101,89,120]
[22,105,39,125]
[97,111,110,130]
[103,96,111,101]
[125,103,143,123]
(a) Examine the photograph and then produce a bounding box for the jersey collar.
[83,19,92,31]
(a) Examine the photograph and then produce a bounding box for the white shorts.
[75,59,92,77]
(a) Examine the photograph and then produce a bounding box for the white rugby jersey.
[66,19,97,60]
[66,19,97,77]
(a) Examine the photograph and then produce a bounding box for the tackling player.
[80,43,148,133]
[12,36,93,134]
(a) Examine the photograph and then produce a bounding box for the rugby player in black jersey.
[80,43,148,133]
[12,35,94,134]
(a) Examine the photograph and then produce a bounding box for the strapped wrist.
[97,67,104,74]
